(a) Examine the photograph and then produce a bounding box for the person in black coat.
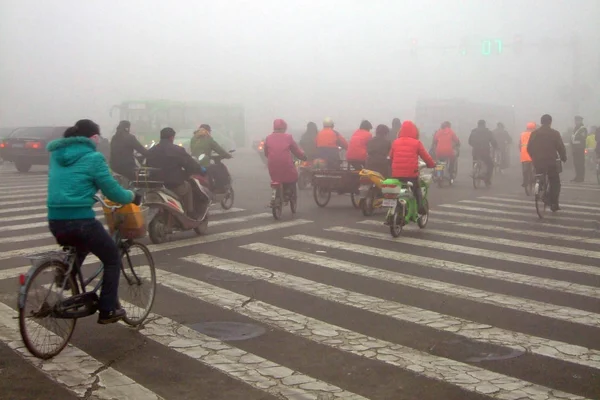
[366,124,392,177]
[109,120,148,181]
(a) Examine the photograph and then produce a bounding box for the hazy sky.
[1,0,598,135]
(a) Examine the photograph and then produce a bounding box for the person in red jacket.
[346,120,373,170]
[389,121,436,214]
[431,121,460,179]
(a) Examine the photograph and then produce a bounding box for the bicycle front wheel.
[119,242,156,326]
[19,261,79,359]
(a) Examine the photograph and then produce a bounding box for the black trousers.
[572,147,585,181]
[521,162,534,185]
[536,165,561,206]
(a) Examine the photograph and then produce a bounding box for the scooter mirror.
[198,154,206,161]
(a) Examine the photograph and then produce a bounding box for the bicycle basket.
[102,203,149,240]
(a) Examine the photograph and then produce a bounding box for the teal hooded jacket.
[47,136,134,220]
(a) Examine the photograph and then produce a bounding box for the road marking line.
[151,268,591,400]
[0,184,47,191]
[282,236,600,328]
[0,302,163,399]
[119,301,368,400]
[460,200,599,217]
[190,250,600,371]
[0,219,313,262]
[209,212,271,226]
[477,196,600,211]
[499,193,600,207]
[438,204,595,223]
[0,192,47,204]
[561,185,600,192]
[358,219,600,261]
[325,226,600,280]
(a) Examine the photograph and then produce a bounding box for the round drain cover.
[186,321,266,341]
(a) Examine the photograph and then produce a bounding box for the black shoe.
[551,204,561,212]
[98,308,126,325]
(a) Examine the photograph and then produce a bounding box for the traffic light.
[513,35,523,55]
[410,38,418,56]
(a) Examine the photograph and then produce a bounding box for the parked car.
[0,126,68,172]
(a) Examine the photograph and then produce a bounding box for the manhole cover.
[187,321,267,341]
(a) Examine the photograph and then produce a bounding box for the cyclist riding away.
[347,120,373,170]
[264,119,307,199]
[431,121,460,180]
[146,127,207,218]
[527,114,567,211]
[366,124,392,177]
[299,122,319,161]
[389,121,436,214]
[315,117,348,169]
[47,119,142,324]
[492,122,512,170]
[519,122,536,187]
[109,120,148,182]
[468,120,497,187]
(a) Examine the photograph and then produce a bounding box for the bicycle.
[269,182,297,220]
[534,172,551,219]
[523,162,535,196]
[18,195,157,359]
[471,159,488,189]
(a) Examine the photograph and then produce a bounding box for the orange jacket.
[519,131,532,162]
[315,128,348,149]
[346,129,372,161]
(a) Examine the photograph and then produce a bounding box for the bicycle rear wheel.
[534,180,546,219]
[119,242,156,326]
[19,261,79,359]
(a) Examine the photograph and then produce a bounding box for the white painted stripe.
[0,208,101,223]
[209,212,271,226]
[500,193,600,207]
[0,219,313,263]
[191,250,600,371]
[0,266,29,281]
[358,219,600,261]
[460,200,599,217]
[282,232,600,300]
[0,221,47,233]
[279,237,600,329]
[0,204,49,215]
[561,184,600,192]
[431,210,600,236]
[152,268,591,400]
[0,302,163,399]
[0,197,46,207]
[438,204,594,223]
[124,303,368,399]
[0,232,52,244]
[433,217,600,246]
[209,207,244,215]
[0,184,47,191]
[325,226,600,279]
[478,196,600,211]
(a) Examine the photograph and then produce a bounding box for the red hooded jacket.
[433,127,460,158]
[346,129,372,161]
[389,121,435,178]
[264,132,305,183]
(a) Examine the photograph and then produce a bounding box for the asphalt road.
[0,152,599,400]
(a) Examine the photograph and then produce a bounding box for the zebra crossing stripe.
[499,193,600,207]
[438,204,593,223]
[283,235,600,328]
[118,301,368,399]
[0,197,46,207]
[460,200,599,217]
[150,268,592,400]
[188,250,600,371]
[358,220,600,260]
[326,226,600,278]
[430,210,600,236]
[477,197,600,211]
[0,302,163,399]
[0,184,47,191]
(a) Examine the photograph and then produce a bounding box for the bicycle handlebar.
[93,195,125,211]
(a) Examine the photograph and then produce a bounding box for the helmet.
[273,119,287,131]
[323,117,334,128]
[526,122,536,130]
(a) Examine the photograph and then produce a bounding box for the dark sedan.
[0,126,68,172]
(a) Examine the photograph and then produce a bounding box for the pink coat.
[264,132,305,184]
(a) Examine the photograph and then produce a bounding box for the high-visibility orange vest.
[520,131,532,162]
[315,128,338,148]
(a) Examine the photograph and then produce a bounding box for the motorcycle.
[381,161,432,237]
[358,169,385,216]
[432,160,453,187]
[145,155,211,244]
[205,150,235,209]
[269,182,297,220]
[296,159,313,190]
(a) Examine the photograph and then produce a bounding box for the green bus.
[109,100,246,150]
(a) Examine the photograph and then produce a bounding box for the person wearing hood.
[366,124,392,177]
[298,122,319,160]
[315,117,348,168]
[431,121,460,179]
[264,119,307,199]
[492,122,512,170]
[389,121,436,214]
[109,120,148,182]
[346,120,373,170]
[47,119,142,325]
[468,120,497,186]
[190,124,231,168]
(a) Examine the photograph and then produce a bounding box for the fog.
[1,0,599,137]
